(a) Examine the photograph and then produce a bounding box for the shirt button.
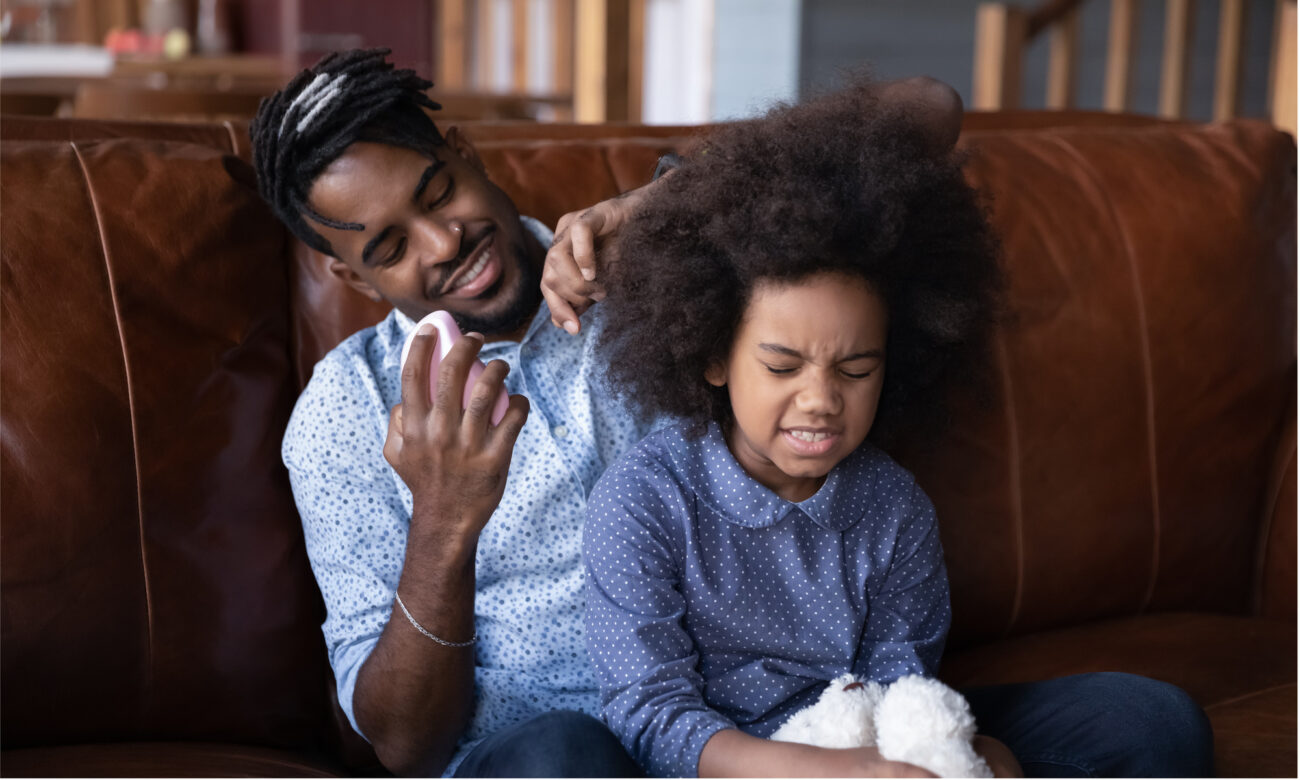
[553,424,569,439]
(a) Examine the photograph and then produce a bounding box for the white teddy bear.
[770,673,993,778]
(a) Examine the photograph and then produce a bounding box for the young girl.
[582,83,1006,778]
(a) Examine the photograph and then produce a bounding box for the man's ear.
[328,258,384,303]
[442,125,485,174]
[705,362,727,387]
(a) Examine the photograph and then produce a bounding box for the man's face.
[306,129,542,336]
[707,272,888,503]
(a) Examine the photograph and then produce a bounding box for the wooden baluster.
[627,0,644,122]
[1046,6,1080,108]
[438,0,469,90]
[1213,0,1246,121]
[476,0,496,90]
[1103,0,1140,111]
[575,0,633,122]
[552,0,576,120]
[973,3,1028,110]
[513,0,530,93]
[1158,0,1194,118]
[1271,0,1297,136]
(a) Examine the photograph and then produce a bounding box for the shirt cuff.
[332,637,378,742]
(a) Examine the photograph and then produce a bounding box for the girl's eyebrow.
[757,343,884,361]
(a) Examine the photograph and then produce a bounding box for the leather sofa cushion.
[0,742,344,777]
[0,138,332,750]
[939,612,1297,778]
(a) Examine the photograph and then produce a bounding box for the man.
[253,49,1212,778]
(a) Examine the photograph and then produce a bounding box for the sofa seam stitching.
[1250,410,1295,615]
[1050,135,1163,613]
[69,140,157,703]
[1203,681,1297,712]
[995,335,1025,636]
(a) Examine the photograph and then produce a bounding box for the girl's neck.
[721,421,827,503]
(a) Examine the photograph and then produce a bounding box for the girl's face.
[707,272,888,503]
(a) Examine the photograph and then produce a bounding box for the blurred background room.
[0,0,1293,133]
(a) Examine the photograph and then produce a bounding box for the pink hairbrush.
[399,311,510,425]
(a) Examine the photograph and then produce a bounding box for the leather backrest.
[906,121,1296,647]
[0,135,332,750]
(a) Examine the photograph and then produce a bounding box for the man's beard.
[447,237,542,337]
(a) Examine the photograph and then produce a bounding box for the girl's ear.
[328,259,384,303]
[705,362,727,387]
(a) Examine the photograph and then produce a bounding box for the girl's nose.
[796,373,842,416]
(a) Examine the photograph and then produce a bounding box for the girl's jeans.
[454,671,1215,777]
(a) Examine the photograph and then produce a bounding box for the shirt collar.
[694,421,875,533]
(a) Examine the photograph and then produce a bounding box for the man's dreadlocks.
[250,48,445,256]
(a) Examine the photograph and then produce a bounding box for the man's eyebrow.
[412,160,444,202]
[361,226,394,266]
[757,343,884,361]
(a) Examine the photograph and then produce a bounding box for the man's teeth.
[788,430,832,442]
[452,252,490,290]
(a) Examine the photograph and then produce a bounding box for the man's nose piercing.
[450,224,463,234]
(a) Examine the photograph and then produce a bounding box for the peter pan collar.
[693,422,876,533]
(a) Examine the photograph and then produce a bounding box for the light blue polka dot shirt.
[283,218,658,775]
[583,420,951,778]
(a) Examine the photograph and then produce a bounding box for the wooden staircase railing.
[435,0,644,123]
[973,0,1297,136]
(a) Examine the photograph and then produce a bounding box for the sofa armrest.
[1254,388,1296,620]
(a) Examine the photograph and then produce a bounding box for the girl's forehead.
[740,274,888,350]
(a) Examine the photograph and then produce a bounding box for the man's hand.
[541,180,658,335]
[384,324,529,537]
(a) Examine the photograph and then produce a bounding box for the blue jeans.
[454,672,1214,777]
[453,710,643,777]
[962,672,1215,777]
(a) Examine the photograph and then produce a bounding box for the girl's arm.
[860,479,1022,778]
[583,455,734,777]
[699,729,935,778]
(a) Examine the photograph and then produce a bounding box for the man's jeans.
[453,671,1214,777]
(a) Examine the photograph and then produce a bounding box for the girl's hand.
[842,746,937,778]
[973,735,1024,778]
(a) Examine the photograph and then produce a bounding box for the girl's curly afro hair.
[596,80,1004,446]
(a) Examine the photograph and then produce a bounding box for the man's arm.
[350,328,529,776]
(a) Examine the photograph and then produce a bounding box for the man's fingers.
[382,403,404,467]
[552,210,577,245]
[541,281,585,335]
[569,218,598,281]
[462,359,510,444]
[433,331,484,429]
[491,394,530,454]
[400,326,436,418]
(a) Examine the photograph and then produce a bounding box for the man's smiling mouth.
[439,228,496,294]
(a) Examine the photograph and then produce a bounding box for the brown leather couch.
[1,111,1294,777]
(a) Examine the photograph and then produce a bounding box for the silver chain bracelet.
[394,591,477,648]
